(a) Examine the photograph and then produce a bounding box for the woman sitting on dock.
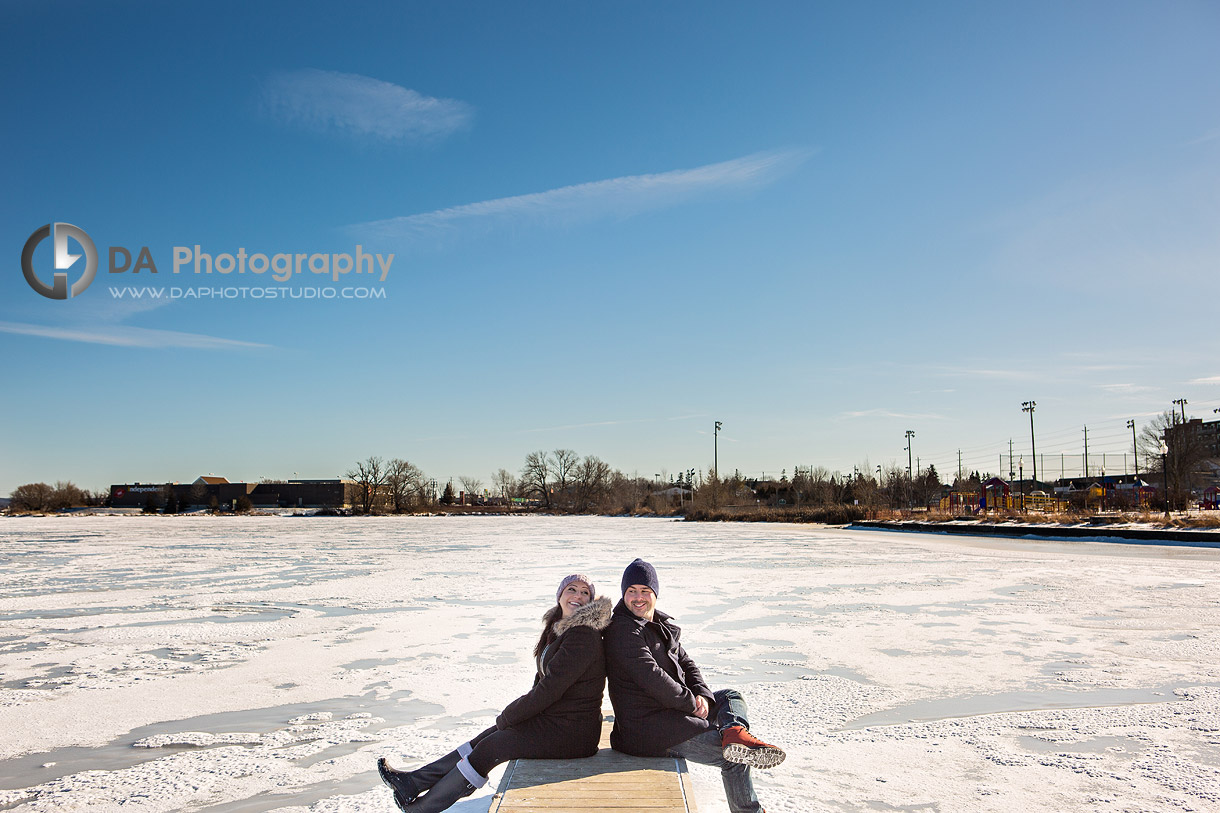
[378,574,612,812]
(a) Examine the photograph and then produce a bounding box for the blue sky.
[3,0,1219,494]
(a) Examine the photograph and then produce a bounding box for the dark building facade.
[109,477,357,509]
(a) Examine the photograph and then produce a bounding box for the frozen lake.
[1,515,1218,812]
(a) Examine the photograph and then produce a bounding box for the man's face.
[624,584,656,621]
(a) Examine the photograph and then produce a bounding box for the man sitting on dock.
[604,558,785,813]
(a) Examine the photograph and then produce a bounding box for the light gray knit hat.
[556,574,596,602]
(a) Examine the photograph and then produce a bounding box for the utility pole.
[957,450,963,484]
[1008,439,1015,481]
[1173,398,1187,425]
[713,421,722,478]
[1022,401,1037,487]
[1083,426,1089,478]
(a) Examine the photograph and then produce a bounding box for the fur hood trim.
[552,596,612,636]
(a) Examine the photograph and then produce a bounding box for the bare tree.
[1139,411,1207,509]
[458,476,483,504]
[551,449,580,509]
[386,458,427,513]
[604,471,652,514]
[190,481,209,509]
[573,455,612,512]
[802,467,834,505]
[9,482,54,512]
[48,481,87,511]
[881,463,907,510]
[345,456,387,514]
[493,468,518,506]
[521,450,553,508]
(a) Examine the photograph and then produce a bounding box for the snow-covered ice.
[1,515,1218,812]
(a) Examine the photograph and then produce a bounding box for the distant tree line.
[344,456,430,514]
[7,482,106,513]
[340,449,662,515]
[8,408,1216,516]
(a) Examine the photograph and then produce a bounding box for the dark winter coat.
[495,596,611,750]
[604,599,714,757]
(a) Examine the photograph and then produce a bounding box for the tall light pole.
[1018,457,1024,511]
[1160,439,1170,517]
[713,421,722,478]
[1022,401,1037,487]
[1127,419,1139,482]
[1170,399,1187,509]
[904,430,915,509]
[905,430,915,480]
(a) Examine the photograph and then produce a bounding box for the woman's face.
[558,580,592,618]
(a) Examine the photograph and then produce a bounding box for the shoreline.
[7,509,1220,548]
[851,518,1220,547]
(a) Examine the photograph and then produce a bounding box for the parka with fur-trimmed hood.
[495,595,612,736]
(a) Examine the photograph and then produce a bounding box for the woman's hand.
[693,695,709,719]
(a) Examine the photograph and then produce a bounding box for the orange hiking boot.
[721,726,786,769]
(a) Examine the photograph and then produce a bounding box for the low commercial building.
[108,477,358,510]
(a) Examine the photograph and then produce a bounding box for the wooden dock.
[488,721,697,813]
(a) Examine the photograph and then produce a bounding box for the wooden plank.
[490,720,697,813]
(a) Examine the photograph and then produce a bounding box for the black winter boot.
[401,764,480,812]
[378,749,461,808]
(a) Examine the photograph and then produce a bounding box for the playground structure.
[939,477,1068,514]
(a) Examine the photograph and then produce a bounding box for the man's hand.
[693,695,709,719]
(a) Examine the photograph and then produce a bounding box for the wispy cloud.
[929,365,1040,381]
[1190,375,1220,384]
[262,68,472,141]
[0,321,269,350]
[348,149,810,242]
[521,414,704,435]
[839,408,946,420]
[1100,383,1157,394]
[520,418,651,434]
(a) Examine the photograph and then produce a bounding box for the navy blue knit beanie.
[621,558,659,596]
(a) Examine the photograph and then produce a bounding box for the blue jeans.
[666,689,761,813]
